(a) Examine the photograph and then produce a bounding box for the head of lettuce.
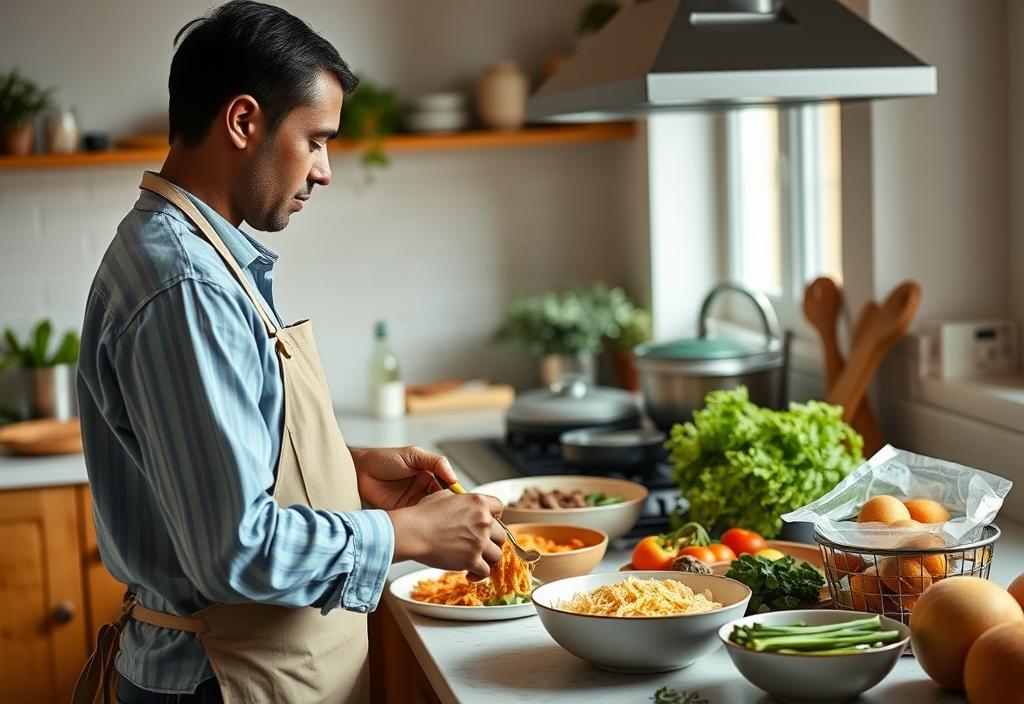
[668,386,863,538]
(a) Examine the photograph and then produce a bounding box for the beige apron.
[74,171,370,704]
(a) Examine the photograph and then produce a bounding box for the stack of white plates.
[405,92,470,134]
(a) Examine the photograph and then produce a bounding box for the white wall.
[1010,1,1024,332]
[840,0,1024,518]
[0,1,649,412]
[868,0,1010,324]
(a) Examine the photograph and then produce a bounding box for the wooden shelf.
[0,122,636,171]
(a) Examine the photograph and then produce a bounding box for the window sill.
[913,374,1024,435]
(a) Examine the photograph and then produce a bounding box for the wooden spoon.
[803,279,883,454]
[827,282,922,424]
[802,278,845,387]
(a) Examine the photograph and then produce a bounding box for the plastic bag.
[781,445,1013,548]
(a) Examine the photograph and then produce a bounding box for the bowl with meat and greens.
[471,475,647,541]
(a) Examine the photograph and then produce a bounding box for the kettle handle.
[698,281,782,348]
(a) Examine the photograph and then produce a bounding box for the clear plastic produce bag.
[781,445,1013,548]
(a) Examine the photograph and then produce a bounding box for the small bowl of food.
[472,475,647,540]
[531,571,751,673]
[509,524,608,583]
[719,609,910,704]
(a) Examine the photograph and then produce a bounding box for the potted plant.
[338,78,400,181]
[607,306,652,392]
[1,320,80,419]
[495,284,632,386]
[0,69,54,155]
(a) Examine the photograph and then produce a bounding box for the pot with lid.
[505,374,641,447]
[635,282,788,430]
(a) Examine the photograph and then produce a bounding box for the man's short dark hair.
[168,0,358,146]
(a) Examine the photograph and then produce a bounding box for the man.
[74,3,504,703]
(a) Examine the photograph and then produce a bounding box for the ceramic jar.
[45,106,80,154]
[476,62,529,131]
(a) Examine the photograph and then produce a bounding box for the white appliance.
[924,319,1018,380]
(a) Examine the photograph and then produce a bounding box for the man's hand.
[388,491,505,581]
[351,445,458,511]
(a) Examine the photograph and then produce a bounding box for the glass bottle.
[369,321,405,418]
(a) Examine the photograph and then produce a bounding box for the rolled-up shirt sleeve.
[114,277,393,613]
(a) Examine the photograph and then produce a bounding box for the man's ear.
[224,95,261,150]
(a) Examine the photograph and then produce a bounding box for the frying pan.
[559,427,667,471]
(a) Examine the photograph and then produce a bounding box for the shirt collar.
[135,185,279,271]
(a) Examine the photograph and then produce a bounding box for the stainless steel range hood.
[527,0,937,121]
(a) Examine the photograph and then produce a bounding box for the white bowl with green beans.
[719,610,910,704]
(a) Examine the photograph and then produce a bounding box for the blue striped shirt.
[77,183,394,694]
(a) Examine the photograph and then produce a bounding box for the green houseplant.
[338,78,401,180]
[494,283,646,386]
[1,320,80,419]
[0,69,54,155]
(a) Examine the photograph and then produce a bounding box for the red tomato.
[707,543,737,562]
[721,528,766,556]
[678,545,716,564]
[631,535,676,570]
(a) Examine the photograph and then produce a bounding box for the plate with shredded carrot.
[389,541,540,621]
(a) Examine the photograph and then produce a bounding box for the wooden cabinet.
[0,485,125,704]
[0,483,442,704]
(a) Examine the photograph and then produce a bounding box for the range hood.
[527,0,937,121]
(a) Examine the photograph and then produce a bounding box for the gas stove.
[436,437,685,544]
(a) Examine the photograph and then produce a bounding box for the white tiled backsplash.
[0,142,643,411]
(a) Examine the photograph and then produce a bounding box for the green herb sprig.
[725,554,825,615]
[651,686,706,704]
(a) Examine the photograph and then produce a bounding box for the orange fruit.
[903,498,950,523]
[858,495,912,524]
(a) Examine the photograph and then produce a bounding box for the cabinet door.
[0,487,88,703]
[77,486,127,637]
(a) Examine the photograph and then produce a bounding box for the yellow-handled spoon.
[433,475,541,565]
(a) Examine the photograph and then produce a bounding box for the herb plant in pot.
[1,321,80,419]
[495,285,616,386]
[0,69,54,155]
[337,78,400,181]
[593,286,651,392]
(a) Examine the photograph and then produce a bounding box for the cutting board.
[0,418,83,455]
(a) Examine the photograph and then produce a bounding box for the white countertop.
[4,408,1020,703]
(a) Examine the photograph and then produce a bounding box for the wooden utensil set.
[803,279,921,455]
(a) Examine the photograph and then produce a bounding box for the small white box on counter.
[923,319,1018,379]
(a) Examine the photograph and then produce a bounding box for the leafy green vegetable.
[667,386,862,538]
[725,554,825,615]
[484,593,531,606]
[586,491,624,506]
[650,686,706,704]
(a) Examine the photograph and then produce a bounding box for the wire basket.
[814,524,1000,625]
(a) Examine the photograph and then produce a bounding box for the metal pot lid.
[506,375,640,426]
[635,336,785,376]
[636,336,769,360]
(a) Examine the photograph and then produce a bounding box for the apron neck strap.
[139,171,279,337]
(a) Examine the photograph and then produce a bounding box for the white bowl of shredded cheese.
[531,571,752,673]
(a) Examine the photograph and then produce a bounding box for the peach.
[858,495,912,524]
[880,556,933,595]
[903,498,950,524]
[849,566,885,611]
[899,533,948,578]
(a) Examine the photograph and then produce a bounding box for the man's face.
[241,71,342,232]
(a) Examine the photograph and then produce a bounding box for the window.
[723,103,843,332]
